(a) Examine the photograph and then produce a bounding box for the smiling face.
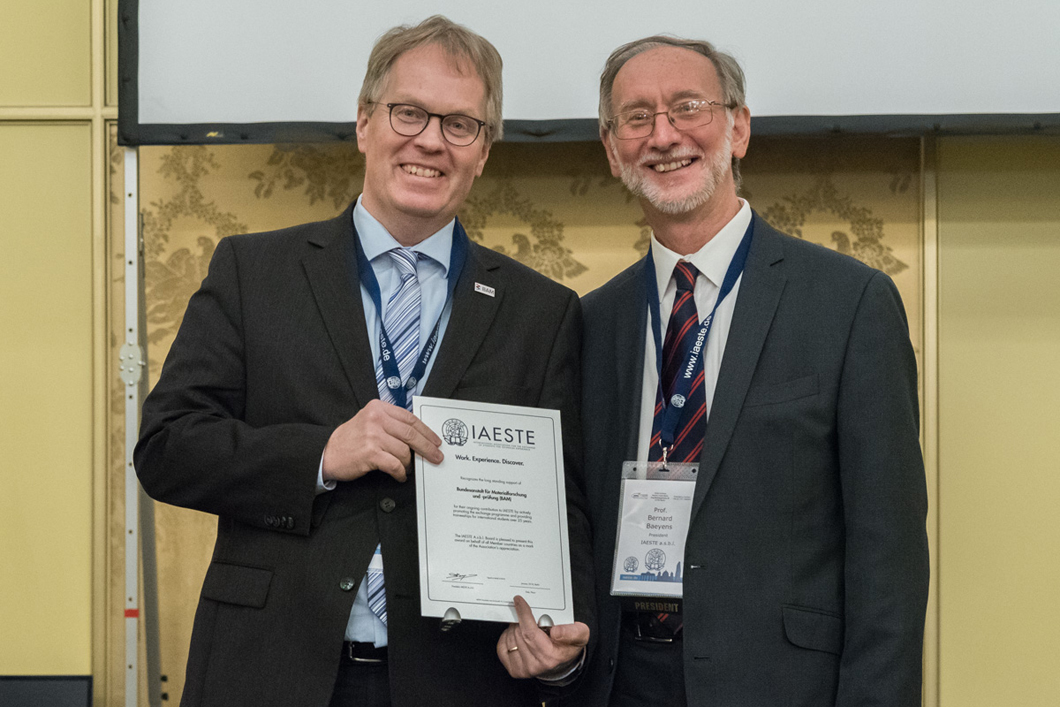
[602,46,749,219]
[356,43,491,245]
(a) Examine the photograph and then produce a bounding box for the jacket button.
[264,515,276,527]
[283,516,295,530]
[609,657,615,673]
[379,498,396,513]
[339,578,356,592]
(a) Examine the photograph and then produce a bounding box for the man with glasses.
[577,35,929,706]
[136,16,591,707]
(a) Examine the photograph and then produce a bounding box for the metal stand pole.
[122,146,162,707]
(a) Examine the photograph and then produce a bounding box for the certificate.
[413,396,574,625]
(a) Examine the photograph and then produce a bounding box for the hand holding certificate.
[496,595,589,680]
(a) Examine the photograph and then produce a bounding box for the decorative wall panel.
[115,135,921,702]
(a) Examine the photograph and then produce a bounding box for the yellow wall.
[0,0,91,106]
[0,0,101,679]
[937,136,1060,706]
[0,124,95,673]
[3,1,1060,705]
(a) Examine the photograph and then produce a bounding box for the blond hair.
[359,15,504,141]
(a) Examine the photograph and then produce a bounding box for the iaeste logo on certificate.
[441,418,538,451]
[441,418,469,446]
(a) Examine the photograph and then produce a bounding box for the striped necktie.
[367,247,421,627]
[375,247,421,411]
[366,547,387,626]
[644,260,702,639]
[649,260,706,465]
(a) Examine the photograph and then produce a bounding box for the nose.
[412,115,447,150]
[648,112,681,149]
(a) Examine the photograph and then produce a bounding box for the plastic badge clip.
[660,444,672,471]
[440,607,462,632]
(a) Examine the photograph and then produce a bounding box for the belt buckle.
[345,642,386,664]
[633,617,674,644]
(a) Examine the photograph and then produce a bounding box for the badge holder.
[609,457,697,613]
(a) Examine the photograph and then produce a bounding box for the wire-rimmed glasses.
[609,99,735,140]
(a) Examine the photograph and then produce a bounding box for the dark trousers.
[328,659,391,707]
[609,623,687,707]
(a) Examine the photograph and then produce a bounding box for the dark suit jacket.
[135,202,594,707]
[577,214,928,706]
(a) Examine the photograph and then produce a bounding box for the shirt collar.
[651,199,752,294]
[353,195,453,274]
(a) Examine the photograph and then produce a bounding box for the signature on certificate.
[446,572,478,582]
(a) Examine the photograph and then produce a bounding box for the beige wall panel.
[938,136,1060,706]
[107,0,119,107]
[130,136,922,701]
[0,0,91,106]
[0,123,93,673]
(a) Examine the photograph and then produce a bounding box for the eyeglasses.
[370,102,487,146]
[608,99,735,140]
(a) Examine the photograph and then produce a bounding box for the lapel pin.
[474,282,496,298]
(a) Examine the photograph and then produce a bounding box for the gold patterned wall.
[107,131,921,703]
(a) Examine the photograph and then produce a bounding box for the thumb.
[547,621,590,646]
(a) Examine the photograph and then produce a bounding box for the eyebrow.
[389,96,483,119]
[616,90,708,114]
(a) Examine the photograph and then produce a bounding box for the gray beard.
[618,132,733,215]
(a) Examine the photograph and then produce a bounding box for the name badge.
[610,461,696,602]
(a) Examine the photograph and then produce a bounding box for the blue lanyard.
[645,219,754,453]
[353,220,468,409]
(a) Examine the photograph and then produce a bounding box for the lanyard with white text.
[354,220,468,409]
[645,219,754,453]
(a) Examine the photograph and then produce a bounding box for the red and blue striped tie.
[644,260,702,638]
[649,260,706,465]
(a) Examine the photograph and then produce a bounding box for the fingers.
[512,595,540,635]
[383,406,443,465]
[543,620,590,648]
[322,400,443,483]
[497,596,588,679]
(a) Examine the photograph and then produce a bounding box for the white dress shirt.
[635,200,752,463]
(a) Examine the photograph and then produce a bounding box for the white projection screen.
[118,0,1060,145]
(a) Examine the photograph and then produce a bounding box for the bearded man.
[576,35,929,707]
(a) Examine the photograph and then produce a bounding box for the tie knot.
[389,248,419,280]
[673,261,698,293]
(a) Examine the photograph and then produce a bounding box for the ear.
[356,105,370,156]
[730,104,751,159]
[601,128,622,178]
[474,137,491,177]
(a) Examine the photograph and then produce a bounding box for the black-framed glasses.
[608,99,735,140]
[371,101,487,146]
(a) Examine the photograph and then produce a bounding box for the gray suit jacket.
[135,202,594,707]
[577,214,928,706]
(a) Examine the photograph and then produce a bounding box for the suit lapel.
[691,215,787,520]
[301,206,380,409]
[593,260,649,547]
[611,261,650,464]
[421,242,502,399]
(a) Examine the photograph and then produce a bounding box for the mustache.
[637,148,702,167]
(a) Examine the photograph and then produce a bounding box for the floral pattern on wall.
[109,133,922,705]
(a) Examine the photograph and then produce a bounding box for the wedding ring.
[507,645,519,653]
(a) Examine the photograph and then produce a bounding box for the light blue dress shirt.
[341,196,456,646]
